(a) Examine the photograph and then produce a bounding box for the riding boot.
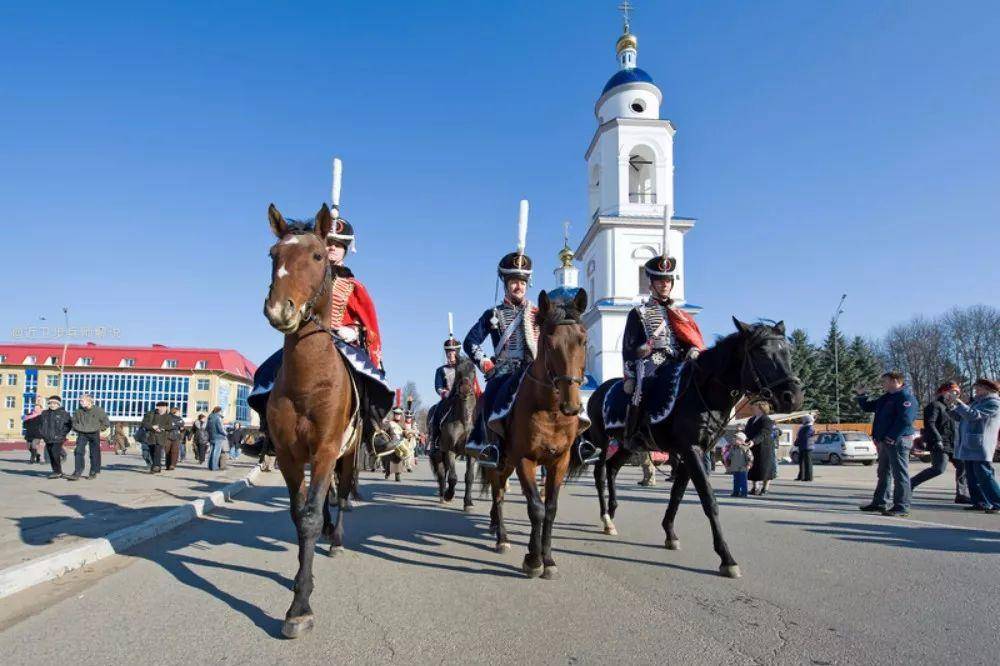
[622,404,644,452]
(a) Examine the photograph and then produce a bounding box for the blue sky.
[2,1,998,401]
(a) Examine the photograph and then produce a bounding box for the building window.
[196,400,209,413]
[4,396,15,409]
[638,265,650,297]
[122,358,135,367]
[630,99,646,113]
[196,379,210,391]
[61,372,190,421]
[0,355,6,363]
[6,373,16,385]
[195,360,208,370]
[46,374,60,387]
[25,355,37,365]
[45,356,58,365]
[6,418,13,430]
[164,359,178,369]
[236,384,251,424]
[78,357,93,366]
[628,145,656,204]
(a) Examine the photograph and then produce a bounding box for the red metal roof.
[0,342,257,379]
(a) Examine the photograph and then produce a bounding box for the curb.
[0,465,262,600]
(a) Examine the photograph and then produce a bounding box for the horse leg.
[682,445,740,578]
[327,452,355,556]
[491,469,511,552]
[594,460,616,536]
[662,460,689,550]
[515,458,544,578]
[433,447,447,500]
[605,448,627,528]
[443,450,458,503]
[540,457,568,579]
[283,454,336,638]
[462,452,476,511]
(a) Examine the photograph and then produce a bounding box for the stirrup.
[476,444,501,470]
[575,439,601,466]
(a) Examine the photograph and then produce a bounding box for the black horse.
[572,318,803,577]
[428,356,479,509]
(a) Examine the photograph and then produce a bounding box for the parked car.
[791,430,877,466]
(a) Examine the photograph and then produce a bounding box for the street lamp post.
[59,307,69,398]
[832,294,847,424]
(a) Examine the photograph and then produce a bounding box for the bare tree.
[879,316,957,404]
[943,305,1000,392]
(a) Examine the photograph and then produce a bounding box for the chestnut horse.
[263,203,359,638]
[431,356,479,509]
[572,319,803,577]
[482,288,588,579]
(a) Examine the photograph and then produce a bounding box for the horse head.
[453,356,478,400]
[731,317,804,414]
[536,289,589,417]
[263,204,334,334]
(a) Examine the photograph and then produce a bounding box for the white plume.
[331,157,343,214]
[448,312,454,336]
[662,203,672,258]
[516,199,529,254]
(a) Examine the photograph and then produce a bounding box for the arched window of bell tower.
[628,145,656,204]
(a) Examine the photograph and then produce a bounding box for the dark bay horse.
[263,203,359,638]
[573,318,802,578]
[431,356,479,509]
[482,289,588,579]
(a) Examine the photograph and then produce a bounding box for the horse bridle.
[302,261,333,334]
[738,332,799,403]
[525,317,586,391]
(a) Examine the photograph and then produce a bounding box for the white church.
[554,13,701,390]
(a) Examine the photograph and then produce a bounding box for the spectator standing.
[856,372,919,517]
[22,398,44,463]
[947,378,1000,514]
[141,402,172,473]
[228,422,244,459]
[67,394,109,481]
[912,382,970,503]
[109,423,130,455]
[38,395,72,478]
[794,415,816,482]
[207,407,228,470]
[725,432,754,497]
[745,401,776,496]
[163,406,184,470]
[191,414,210,464]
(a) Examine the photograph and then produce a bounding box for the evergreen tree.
[839,337,881,422]
[789,329,819,413]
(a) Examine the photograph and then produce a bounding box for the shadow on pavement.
[770,519,1000,554]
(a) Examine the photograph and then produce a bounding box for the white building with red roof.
[0,342,258,440]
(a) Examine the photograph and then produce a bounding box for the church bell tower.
[576,6,699,385]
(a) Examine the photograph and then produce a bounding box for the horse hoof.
[720,564,742,579]
[281,615,314,639]
[463,504,474,513]
[602,523,618,536]
[328,545,345,557]
[665,539,680,551]
[541,566,560,580]
[522,559,544,578]
[495,542,510,553]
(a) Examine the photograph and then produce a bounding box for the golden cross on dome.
[618,0,634,32]
[563,220,571,246]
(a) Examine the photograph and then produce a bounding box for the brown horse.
[482,288,588,579]
[263,203,359,638]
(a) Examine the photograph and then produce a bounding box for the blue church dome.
[602,67,654,94]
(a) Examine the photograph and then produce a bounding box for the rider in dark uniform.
[620,250,705,447]
[462,201,538,470]
[427,333,462,453]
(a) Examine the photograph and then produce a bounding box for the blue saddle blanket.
[602,360,686,430]
[484,365,590,437]
[248,339,392,417]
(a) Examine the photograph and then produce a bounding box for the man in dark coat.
[141,402,173,473]
[38,395,73,479]
[164,406,184,470]
[856,372,920,517]
[912,382,970,503]
[67,394,110,480]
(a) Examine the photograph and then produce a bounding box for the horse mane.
[536,291,585,329]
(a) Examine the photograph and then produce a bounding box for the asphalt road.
[2,460,998,665]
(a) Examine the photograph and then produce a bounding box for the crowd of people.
[19,393,257,479]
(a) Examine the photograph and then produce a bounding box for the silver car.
[792,431,877,466]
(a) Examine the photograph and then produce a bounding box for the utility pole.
[832,294,847,424]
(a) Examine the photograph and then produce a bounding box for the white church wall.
[596,87,661,123]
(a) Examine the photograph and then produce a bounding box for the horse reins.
[524,317,585,392]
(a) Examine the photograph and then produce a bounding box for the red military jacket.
[328,266,383,368]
